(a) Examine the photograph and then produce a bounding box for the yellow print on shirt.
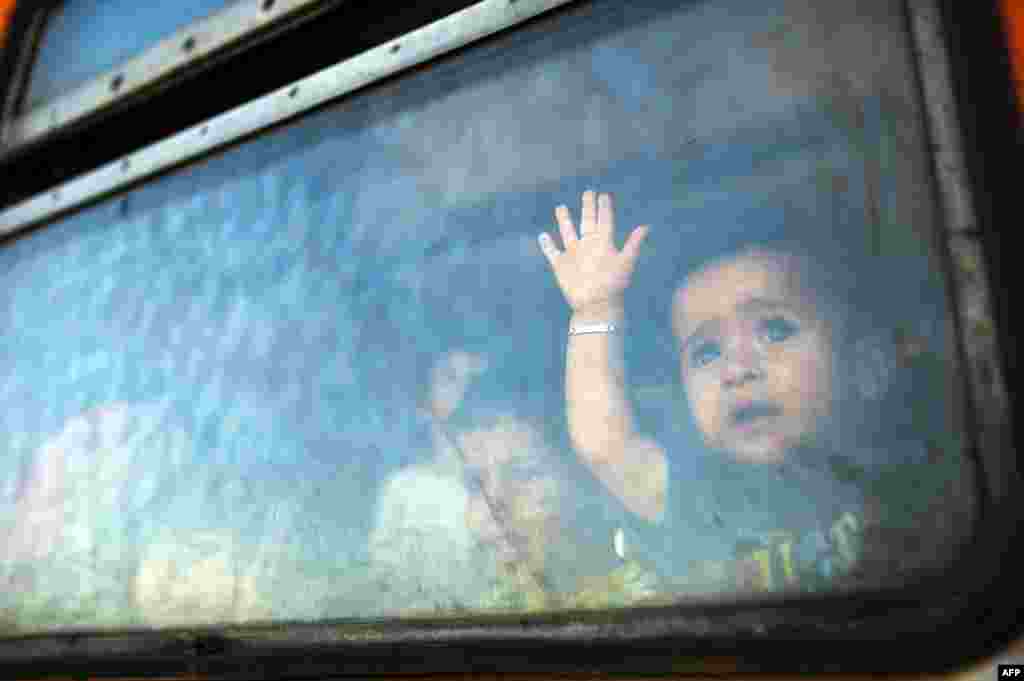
[734,513,864,593]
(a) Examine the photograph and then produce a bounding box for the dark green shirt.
[547,444,867,598]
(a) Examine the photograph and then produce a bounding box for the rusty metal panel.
[0,0,15,50]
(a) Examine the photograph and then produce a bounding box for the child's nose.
[721,330,764,387]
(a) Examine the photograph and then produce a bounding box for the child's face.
[672,251,835,465]
[459,417,556,564]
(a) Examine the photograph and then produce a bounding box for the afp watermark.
[999,664,1024,677]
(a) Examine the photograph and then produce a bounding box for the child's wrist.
[571,300,625,323]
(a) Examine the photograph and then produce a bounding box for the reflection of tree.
[0,401,345,632]
[367,455,517,615]
[368,520,478,615]
[132,530,271,627]
[1,402,181,631]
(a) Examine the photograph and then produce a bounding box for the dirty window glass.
[21,0,235,112]
[1,0,974,634]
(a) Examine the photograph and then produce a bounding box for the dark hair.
[649,230,951,467]
[445,360,559,444]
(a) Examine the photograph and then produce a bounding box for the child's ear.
[849,333,893,401]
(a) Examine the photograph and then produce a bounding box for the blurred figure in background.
[368,350,572,614]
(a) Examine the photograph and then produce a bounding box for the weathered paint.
[1001,0,1024,116]
[0,0,15,51]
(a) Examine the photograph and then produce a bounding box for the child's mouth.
[731,401,782,429]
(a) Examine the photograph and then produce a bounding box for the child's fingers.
[621,225,650,264]
[555,205,577,247]
[580,190,597,237]
[596,192,615,240]
[537,232,561,265]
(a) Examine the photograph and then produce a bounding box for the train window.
[0,0,1017,676]
[0,0,348,152]
[23,0,235,112]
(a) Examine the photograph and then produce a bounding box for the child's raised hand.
[538,190,649,315]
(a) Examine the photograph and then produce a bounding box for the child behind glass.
[538,190,882,594]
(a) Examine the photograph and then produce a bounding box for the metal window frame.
[0,0,581,238]
[0,0,1009,435]
[0,0,1019,675]
[0,0,349,155]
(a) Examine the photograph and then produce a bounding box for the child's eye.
[465,474,485,495]
[759,316,799,343]
[689,340,721,368]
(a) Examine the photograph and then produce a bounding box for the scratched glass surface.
[1,0,974,634]
[22,0,237,112]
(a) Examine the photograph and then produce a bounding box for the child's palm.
[539,191,648,313]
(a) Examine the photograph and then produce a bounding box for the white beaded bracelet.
[568,321,619,336]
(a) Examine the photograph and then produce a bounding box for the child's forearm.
[566,302,668,522]
[565,301,635,469]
